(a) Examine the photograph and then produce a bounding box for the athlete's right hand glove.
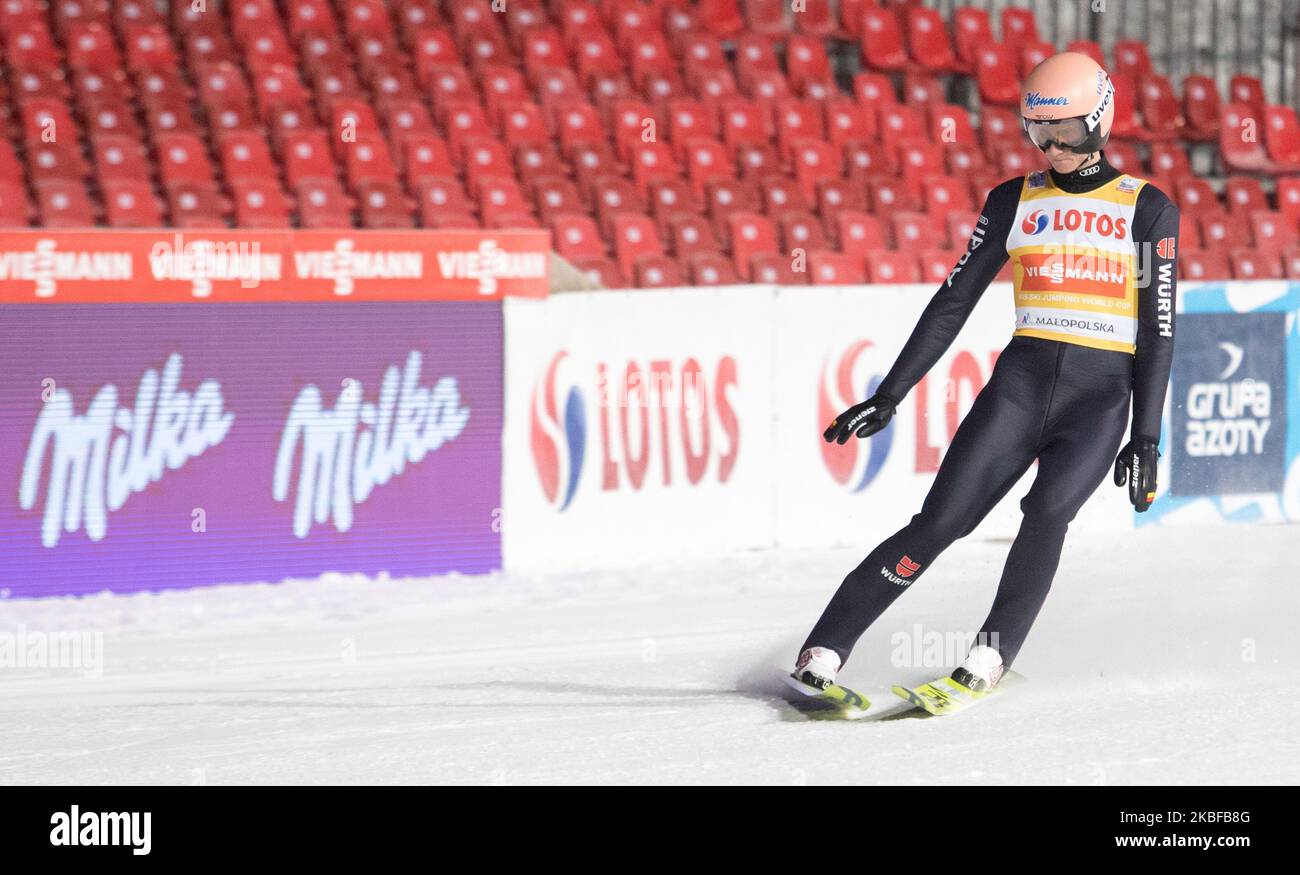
[823,393,899,445]
[1113,437,1160,513]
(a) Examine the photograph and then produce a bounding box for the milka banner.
[0,303,503,597]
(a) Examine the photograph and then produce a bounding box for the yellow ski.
[782,674,872,720]
[890,672,1021,716]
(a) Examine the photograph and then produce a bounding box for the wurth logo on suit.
[881,554,923,586]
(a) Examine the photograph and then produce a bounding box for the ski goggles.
[1022,116,1093,151]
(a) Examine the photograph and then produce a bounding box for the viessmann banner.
[0,229,550,302]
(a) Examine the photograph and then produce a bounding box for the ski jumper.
[804,157,1180,668]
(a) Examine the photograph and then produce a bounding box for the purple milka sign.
[0,303,503,597]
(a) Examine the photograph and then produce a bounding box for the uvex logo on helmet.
[818,340,892,491]
[530,351,585,511]
[1021,210,1049,235]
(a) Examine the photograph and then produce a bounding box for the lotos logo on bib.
[1021,210,1049,235]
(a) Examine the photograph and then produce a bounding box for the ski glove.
[823,393,899,445]
[1114,437,1160,513]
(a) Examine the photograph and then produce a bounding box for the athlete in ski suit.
[795,53,1180,690]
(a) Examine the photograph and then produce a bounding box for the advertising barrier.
[0,229,527,598]
[502,288,774,571]
[502,281,1299,571]
[0,229,550,303]
[1143,280,1300,526]
[0,302,503,597]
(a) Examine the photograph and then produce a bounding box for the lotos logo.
[1023,208,1129,240]
[818,340,893,491]
[1021,210,1049,235]
[530,351,741,511]
[895,555,922,578]
[530,351,586,511]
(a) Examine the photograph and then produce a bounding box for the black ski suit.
[804,157,1180,668]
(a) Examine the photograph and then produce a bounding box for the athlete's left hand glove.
[1114,437,1160,513]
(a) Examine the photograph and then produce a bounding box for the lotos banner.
[0,229,550,303]
[0,303,503,597]
[502,288,774,572]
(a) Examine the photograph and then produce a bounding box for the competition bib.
[1003,170,1146,354]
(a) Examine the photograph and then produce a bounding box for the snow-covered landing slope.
[0,524,1296,785]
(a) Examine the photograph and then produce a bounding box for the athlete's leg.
[802,357,1044,664]
[976,385,1130,667]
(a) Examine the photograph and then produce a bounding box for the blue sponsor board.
[1143,282,1300,525]
[1171,312,1287,495]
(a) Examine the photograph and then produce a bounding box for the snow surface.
[1,524,1297,785]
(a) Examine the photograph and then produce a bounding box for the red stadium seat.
[649,178,702,226]
[532,175,585,223]
[231,179,292,228]
[791,139,839,202]
[1112,40,1153,81]
[1018,39,1055,79]
[809,250,867,284]
[1283,247,1300,280]
[918,250,962,284]
[1199,211,1251,251]
[1220,103,1276,173]
[859,7,909,72]
[728,211,779,279]
[688,251,741,285]
[1263,105,1300,169]
[552,212,605,260]
[1225,176,1269,214]
[1228,75,1267,119]
[760,176,809,216]
[815,178,868,222]
[668,214,721,259]
[571,256,625,288]
[952,8,993,70]
[866,251,921,284]
[356,180,415,228]
[296,179,354,227]
[1277,178,1300,225]
[1138,74,1185,140]
[102,180,163,227]
[905,7,960,73]
[834,210,888,250]
[779,211,828,253]
[853,72,897,107]
[1230,248,1284,280]
[974,44,1020,106]
[1182,74,1222,141]
[750,251,805,284]
[1248,211,1299,254]
[1149,142,1192,180]
[1000,7,1040,47]
[634,255,684,288]
[1173,177,1219,215]
[36,179,96,227]
[1179,250,1230,281]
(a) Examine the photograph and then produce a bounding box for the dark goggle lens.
[1024,117,1090,149]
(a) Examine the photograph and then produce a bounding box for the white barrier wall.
[504,283,1134,572]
